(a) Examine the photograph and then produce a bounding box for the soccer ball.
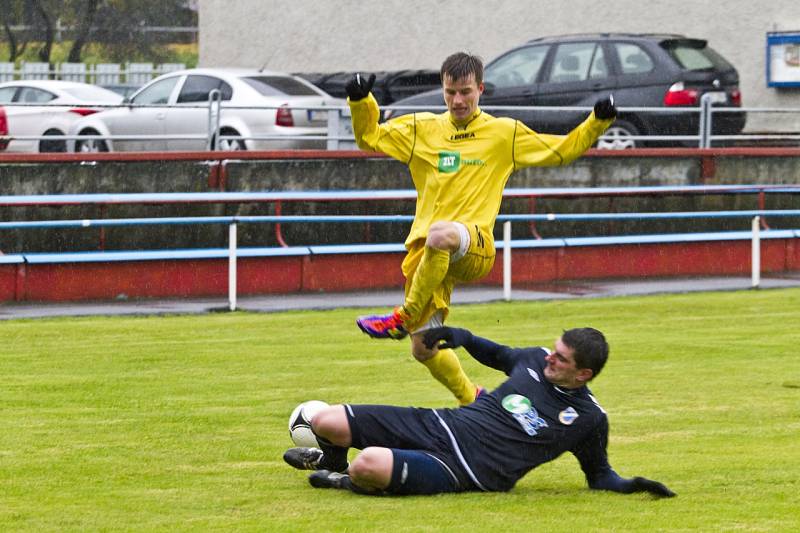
[288,400,329,447]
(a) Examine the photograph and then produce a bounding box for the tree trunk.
[32,0,53,65]
[68,0,99,63]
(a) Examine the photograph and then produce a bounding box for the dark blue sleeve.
[572,415,638,493]
[461,332,527,375]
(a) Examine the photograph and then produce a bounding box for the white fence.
[0,62,186,85]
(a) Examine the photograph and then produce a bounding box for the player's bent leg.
[402,222,461,321]
[311,405,352,447]
[412,333,479,406]
[284,405,352,473]
[347,447,394,491]
[382,448,462,495]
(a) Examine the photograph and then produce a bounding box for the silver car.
[68,68,345,152]
[0,80,122,153]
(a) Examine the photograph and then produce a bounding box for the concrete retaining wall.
[1,149,800,254]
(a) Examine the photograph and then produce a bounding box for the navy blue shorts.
[344,404,476,494]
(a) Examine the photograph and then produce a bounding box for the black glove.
[422,327,470,351]
[345,73,376,101]
[594,94,617,120]
[631,476,676,498]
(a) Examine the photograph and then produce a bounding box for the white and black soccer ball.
[288,400,329,447]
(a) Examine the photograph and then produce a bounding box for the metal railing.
[3,184,799,249]
[2,95,800,151]
[3,209,798,310]
[0,61,186,84]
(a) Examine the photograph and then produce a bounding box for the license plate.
[705,91,727,104]
[307,110,328,122]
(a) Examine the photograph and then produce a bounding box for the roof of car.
[159,67,299,78]
[0,80,102,89]
[526,32,692,44]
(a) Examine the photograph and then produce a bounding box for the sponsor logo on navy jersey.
[501,394,548,436]
[559,407,579,425]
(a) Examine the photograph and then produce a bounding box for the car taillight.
[664,82,699,106]
[69,108,99,116]
[276,105,294,127]
[0,106,8,150]
[730,88,742,107]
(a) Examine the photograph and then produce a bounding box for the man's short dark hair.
[441,52,484,85]
[562,327,609,379]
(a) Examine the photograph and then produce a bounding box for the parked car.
[0,105,8,151]
[386,33,746,148]
[296,69,441,105]
[0,80,123,152]
[68,68,346,152]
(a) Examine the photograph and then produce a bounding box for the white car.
[0,80,123,152]
[68,68,346,152]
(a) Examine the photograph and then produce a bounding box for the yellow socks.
[404,246,450,320]
[421,348,478,405]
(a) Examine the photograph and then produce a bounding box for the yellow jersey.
[349,93,613,249]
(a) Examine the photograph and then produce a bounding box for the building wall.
[199,0,800,130]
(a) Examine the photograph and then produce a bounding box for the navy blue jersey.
[435,333,622,492]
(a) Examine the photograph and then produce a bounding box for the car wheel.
[39,129,68,153]
[215,129,246,151]
[596,120,639,150]
[75,130,109,153]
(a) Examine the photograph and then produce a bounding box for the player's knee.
[426,222,459,251]
[310,405,350,446]
[349,447,392,488]
[411,335,435,362]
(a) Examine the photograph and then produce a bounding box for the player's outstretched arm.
[576,418,676,498]
[423,327,513,372]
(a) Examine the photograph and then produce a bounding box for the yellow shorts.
[401,222,495,332]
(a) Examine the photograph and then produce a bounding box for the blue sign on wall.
[767,32,800,88]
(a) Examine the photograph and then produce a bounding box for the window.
[615,43,655,74]
[131,77,180,105]
[177,75,233,103]
[548,42,608,83]
[0,87,16,103]
[17,87,56,103]
[242,76,319,96]
[484,45,549,88]
[665,44,733,72]
[62,86,122,103]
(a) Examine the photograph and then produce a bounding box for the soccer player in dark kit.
[283,325,675,497]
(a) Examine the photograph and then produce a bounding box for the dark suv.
[387,33,745,148]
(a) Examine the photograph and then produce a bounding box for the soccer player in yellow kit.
[347,52,617,405]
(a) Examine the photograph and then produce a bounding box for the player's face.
[544,337,588,388]
[442,74,484,124]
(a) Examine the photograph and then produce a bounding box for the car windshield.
[661,41,734,72]
[241,76,319,96]
[62,86,123,102]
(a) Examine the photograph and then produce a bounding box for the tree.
[0,0,28,61]
[31,0,53,63]
[67,0,99,62]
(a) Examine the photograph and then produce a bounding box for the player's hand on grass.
[631,476,676,498]
[423,327,470,350]
[594,94,617,120]
[346,73,376,101]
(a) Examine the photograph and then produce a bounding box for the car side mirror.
[483,82,496,96]
[122,96,132,106]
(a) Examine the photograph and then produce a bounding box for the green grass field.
[2,289,799,532]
